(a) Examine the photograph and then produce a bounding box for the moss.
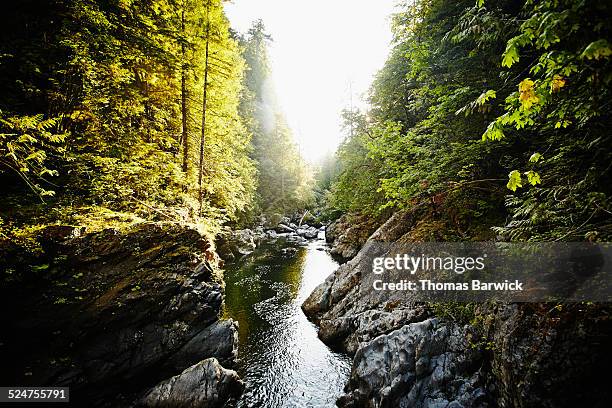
[430,302,477,325]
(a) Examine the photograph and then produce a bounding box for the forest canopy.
[1,0,610,246]
[0,0,310,239]
[320,0,611,242]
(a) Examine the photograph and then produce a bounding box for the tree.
[237,21,313,218]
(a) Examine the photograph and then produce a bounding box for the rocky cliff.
[304,211,612,408]
[0,222,243,407]
[325,213,386,261]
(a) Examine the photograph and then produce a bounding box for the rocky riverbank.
[325,213,385,261]
[216,215,324,262]
[0,222,243,407]
[303,211,612,408]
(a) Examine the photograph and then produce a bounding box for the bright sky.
[224,0,397,163]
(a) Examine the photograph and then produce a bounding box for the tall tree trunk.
[198,2,210,214]
[181,5,189,173]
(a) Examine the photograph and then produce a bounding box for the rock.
[140,358,243,408]
[0,222,239,407]
[295,225,319,240]
[303,210,612,408]
[165,320,239,372]
[285,234,307,245]
[339,319,485,408]
[281,247,298,257]
[304,226,319,239]
[483,302,612,408]
[330,244,359,260]
[216,229,257,260]
[265,229,278,239]
[41,225,86,242]
[325,213,386,261]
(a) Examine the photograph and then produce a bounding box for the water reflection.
[223,236,351,407]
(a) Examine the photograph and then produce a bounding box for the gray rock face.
[140,358,243,408]
[166,320,239,372]
[303,211,424,352]
[0,223,241,407]
[339,319,486,408]
[325,213,386,261]
[216,229,257,260]
[304,210,612,408]
[297,225,319,239]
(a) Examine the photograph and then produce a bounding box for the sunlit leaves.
[507,170,522,192]
[502,34,530,67]
[580,39,612,60]
[529,152,542,163]
[525,170,541,186]
[0,112,67,198]
[518,78,540,110]
[550,75,566,92]
[502,41,520,67]
[478,89,496,105]
[506,169,539,192]
[456,90,496,116]
[483,121,505,141]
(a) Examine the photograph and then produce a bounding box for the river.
[223,233,351,407]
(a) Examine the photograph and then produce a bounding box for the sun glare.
[224,0,397,163]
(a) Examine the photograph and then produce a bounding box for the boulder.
[281,247,298,257]
[339,319,485,408]
[216,229,257,260]
[265,229,278,239]
[165,320,239,372]
[295,225,319,240]
[140,358,243,408]
[303,226,319,239]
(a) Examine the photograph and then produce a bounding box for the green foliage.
[237,22,314,220]
[329,0,515,221]
[482,0,612,197]
[430,302,476,325]
[507,170,522,192]
[0,0,260,234]
[0,112,68,198]
[325,0,611,243]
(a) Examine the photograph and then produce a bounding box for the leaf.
[518,78,539,109]
[507,170,523,192]
[529,152,542,163]
[476,89,496,105]
[550,74,565,92]
[580,39,612,60]
[502,43,519,67]
[483,122,504,141]
[525,170,541,186]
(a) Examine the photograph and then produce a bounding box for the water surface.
[223,234,351,407]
